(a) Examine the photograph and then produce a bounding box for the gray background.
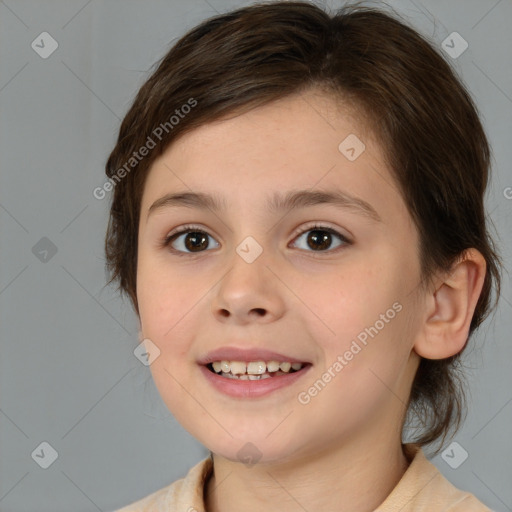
[0,0,511,511]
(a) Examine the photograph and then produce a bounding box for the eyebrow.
[147,189,382,222]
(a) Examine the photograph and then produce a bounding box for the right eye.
[162,225,220,255]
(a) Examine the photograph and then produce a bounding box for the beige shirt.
[114,443,492,511]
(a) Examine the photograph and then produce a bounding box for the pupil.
[308,230,331,250]
[183,230,331,252]
[185,232,208,252]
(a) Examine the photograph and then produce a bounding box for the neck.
[204,434,411,512]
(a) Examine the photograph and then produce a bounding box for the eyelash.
[160,223,352,257]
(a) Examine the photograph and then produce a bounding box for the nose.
[210,250,286,325]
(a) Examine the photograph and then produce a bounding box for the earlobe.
[413,248,487,360]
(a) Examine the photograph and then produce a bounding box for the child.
[105,1,502,510]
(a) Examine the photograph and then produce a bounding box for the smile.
[207,360,304,379]
[201,360,312,398]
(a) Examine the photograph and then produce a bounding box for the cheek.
[137,267,198,414]
[136,255,196,366]
[137,249,192,327]
[304,258,414,391]
[302,310,414,433]
[299,259,403,341]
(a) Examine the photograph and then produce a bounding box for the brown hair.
[104,0,502,452]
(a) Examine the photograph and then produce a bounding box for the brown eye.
[291,225,350,253]
[164,227,220,254]
[307,230,331,250]
[182,231,209,252]
[162,223,350,257]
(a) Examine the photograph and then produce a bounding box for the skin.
[136,88,486,512]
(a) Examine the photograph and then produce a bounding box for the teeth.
[234,373,271,380]
[247,361,266,375]
[279,362,291,372]
[210,359,305,377]
[230,361,247,375]
[267,360,280,372]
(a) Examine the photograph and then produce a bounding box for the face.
[136,89,424,466]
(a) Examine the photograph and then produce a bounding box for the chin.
[205,435,303,468]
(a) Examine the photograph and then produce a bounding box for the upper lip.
[197,347,311,365]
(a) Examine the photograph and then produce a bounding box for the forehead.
[140,90,409,227]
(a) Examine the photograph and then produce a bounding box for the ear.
[413,248,487,360]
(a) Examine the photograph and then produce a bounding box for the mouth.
[197,347,313,398]
[205,360,311,380]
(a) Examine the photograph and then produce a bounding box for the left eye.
[290,225,350,253]
[163,226,219,254]
[163,224,350,255]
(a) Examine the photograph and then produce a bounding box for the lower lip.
[199,364,312,398]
